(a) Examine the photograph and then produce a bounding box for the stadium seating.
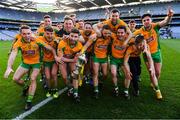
[171,27,180,39]
[0,2,179,21]
[0,30,16,40]
[0,1,180,39]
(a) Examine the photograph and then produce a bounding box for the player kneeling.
[124,34,162,100]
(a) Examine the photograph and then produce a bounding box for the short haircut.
[129,19,136,24]
[135,34,144,45]
[111,8,120,14]
[44,15,51,19]
[71,28,80,35]
[69,14,76,18]
[102,24,111,31]
[20,25,31,32]
[141,13,152,20]
[78,19,84,23]
[44,26,53,32]
[84,22,92,26]
[40,21,44,25]
[56,22,63,25]
[117,25,127,33]
[63,16,73,22]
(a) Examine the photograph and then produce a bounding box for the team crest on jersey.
[146,36,154,43]
[114,45,125,50]
[24,50,35,55]
[27,44,31,49]
[63,54,73,59]
[97,45,108,49]
[44,48,51,53]
[33,44,37,49]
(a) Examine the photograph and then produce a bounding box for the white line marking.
[13,87,68,120]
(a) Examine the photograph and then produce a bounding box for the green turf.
[0,39,180,119]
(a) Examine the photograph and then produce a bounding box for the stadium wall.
[0,2,179,21]
[0,1,180,40]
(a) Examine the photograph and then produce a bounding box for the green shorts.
[143,50,162,63]
[21,62,41,69]
[110,56,123,66]
[92,56,108,63]
[44,61,56,68]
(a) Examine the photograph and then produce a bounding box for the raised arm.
[80,33,96,54]
[123,27,133,46]
[93,22,103,37]
[78,35,85,44]
[158,7,174,27]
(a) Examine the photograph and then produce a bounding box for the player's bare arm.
[4,48,18,78]
[158,7,174,27]
[123,27,133,46]
[44,45,60,63]
[124,51,132,80]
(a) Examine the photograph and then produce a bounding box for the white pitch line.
[13,87,68,120]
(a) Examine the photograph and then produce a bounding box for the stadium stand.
[0,1,180,40]
[0,2,180,21]
[0,30,14,40]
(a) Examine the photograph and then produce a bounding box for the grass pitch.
[0,39,180,119]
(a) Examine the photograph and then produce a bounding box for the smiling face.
[117,28,126,40]
[21,28,32,42]
[129,22,136,31]
[64,19,74,33]
[102,29,111,38]
[142,16,152,28]
[69,32,79,43]
[136,40,145,51]
[110,12,119,23]
[57,23,63,30]
[44,30,53,41]
[44,18,52,27]
[84,23,92,35]
[78,21,84,30]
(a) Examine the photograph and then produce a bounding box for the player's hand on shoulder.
[63,35,69,40]
[89,33,97,41]
[30,34,36,41]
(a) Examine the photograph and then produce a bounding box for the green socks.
[73,88,78,97]
[154,85,160,90]
[124,88,129,94]
[94,86,99,93]
[27,94,34,102]
[114,85,118,90]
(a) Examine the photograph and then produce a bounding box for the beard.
[117,36,124,41]
[69,39,76,44]
[47,37,53,42]
[24,37,31,42]
[85,30,92,36]
[144,23,151,30]
[111,19,117,25]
